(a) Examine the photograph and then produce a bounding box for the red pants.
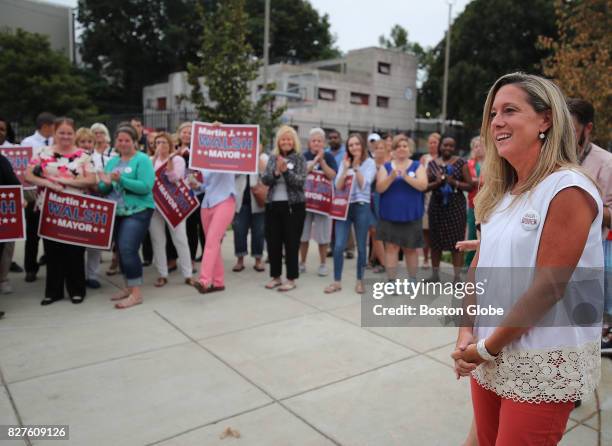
[199,197,236,287]
[471,378,573,445]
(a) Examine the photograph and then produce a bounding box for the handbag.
[251,181,268,207]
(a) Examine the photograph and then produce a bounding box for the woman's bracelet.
[476,338,498,361]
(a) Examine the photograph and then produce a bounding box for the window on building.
[378,62,391,75]
[376,96,390,108]
[145,99,153,109]
[156,97,167,111]
[318,88,336,101]
[350,92,369,106]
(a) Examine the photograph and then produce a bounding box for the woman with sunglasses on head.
[25,117,96,305]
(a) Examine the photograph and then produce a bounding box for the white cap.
[368,133,381,142]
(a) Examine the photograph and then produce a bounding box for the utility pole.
[263,0,270,90]
[441,0,453,134]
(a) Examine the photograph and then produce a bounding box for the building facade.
[142,47,418,142]
[0,0,75,62]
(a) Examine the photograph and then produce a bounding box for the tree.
[419,0,557,131]
[77,0,339,110]
[0,29,97,124]
[187,0,285,143]
[379,24,426,61]
[539,0,611,145]
[77,0,203,110]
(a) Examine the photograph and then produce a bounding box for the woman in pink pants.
[189,170,236,293]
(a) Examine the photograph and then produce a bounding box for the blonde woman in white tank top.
[451,73,604,445]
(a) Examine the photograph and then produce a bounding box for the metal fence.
[12,109,473,155]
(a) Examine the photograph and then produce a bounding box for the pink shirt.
[152,155,185,183]
[581,143,612,239]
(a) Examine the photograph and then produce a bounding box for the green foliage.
[188,0,285,145]
[0,28,97,124]
[78,0,338,109]
[418,0,556,131]
[379,24,425,62]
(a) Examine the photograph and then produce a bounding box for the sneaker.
[0,281,12,294]
[299,263,306,273]
[317,264,329,276]
[602,335,612,356]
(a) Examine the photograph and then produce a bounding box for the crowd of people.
[0,71,610,445]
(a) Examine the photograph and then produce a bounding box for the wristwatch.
[476,338,498,361]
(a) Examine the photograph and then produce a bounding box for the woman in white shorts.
[299,128,338,276]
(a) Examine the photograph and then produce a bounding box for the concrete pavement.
[0,240,608,445]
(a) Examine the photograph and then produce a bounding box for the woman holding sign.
[261,125,307,292]
[149,132,193,286]
[376,135,427,283]
[98,124,155,309]
[24,117,96,305]
[324,133,376,294]
[299,127,337,276]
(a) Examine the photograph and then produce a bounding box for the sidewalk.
[0,241,609,445]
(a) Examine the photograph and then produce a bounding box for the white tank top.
[473,169,603,403]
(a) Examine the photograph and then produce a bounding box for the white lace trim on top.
[471,341,600,403]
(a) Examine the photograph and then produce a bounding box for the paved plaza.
[0,241,609,445]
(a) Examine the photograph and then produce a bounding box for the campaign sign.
[329,174,354,221]
[153,163,200,228]
[38,189,116,249]
[305,171,333,215]
[0,186,25,242]
[189,122,259,174]
[0,146,34,189]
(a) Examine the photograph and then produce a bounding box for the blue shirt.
[197,171,236,208]
[336,157,377,203]
[379,161,424,222]
[303,150,338,173]
[325,144,346,170]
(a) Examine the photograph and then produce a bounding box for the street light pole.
[263,0,270,89]
[441,0,453,134]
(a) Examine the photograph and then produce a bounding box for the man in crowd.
[567,98,612,354]
[20,112,56,282]
[130,117,148,151]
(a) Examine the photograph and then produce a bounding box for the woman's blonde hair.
[153,132,176,161]
[75,127,94,147]
[391,134,415,156]
[274,125,300,155]
[475,72,578,223]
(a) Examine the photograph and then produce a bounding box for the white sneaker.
[317,264,329,276]
[299,263,306,273]
[0,281,13,294]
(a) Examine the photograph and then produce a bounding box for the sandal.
[278,282,296,292]
[115,294,142,309]
[253,264,265,272]
[324,283,342,294]
[111,290,130,301]
[265,279,282,289]
[232,264,245,272]
[194,282,225,294]
[41,296,61,306]
[185,278,197,286]
[154,277,168,288]
[355,282,364,294]
[70,295,85,304]
[373,265,385,274]
[106,266,119,276]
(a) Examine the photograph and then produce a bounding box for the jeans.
[333,202,371,281]
[233,202,265,258]
[115,209,153,287]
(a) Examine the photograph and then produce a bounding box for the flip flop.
[232,264,245,272]
[324,283,342,294]
[253,265,265,272]
[265,280,282,289]
[278,282,296,292]
[114,295,142,309]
